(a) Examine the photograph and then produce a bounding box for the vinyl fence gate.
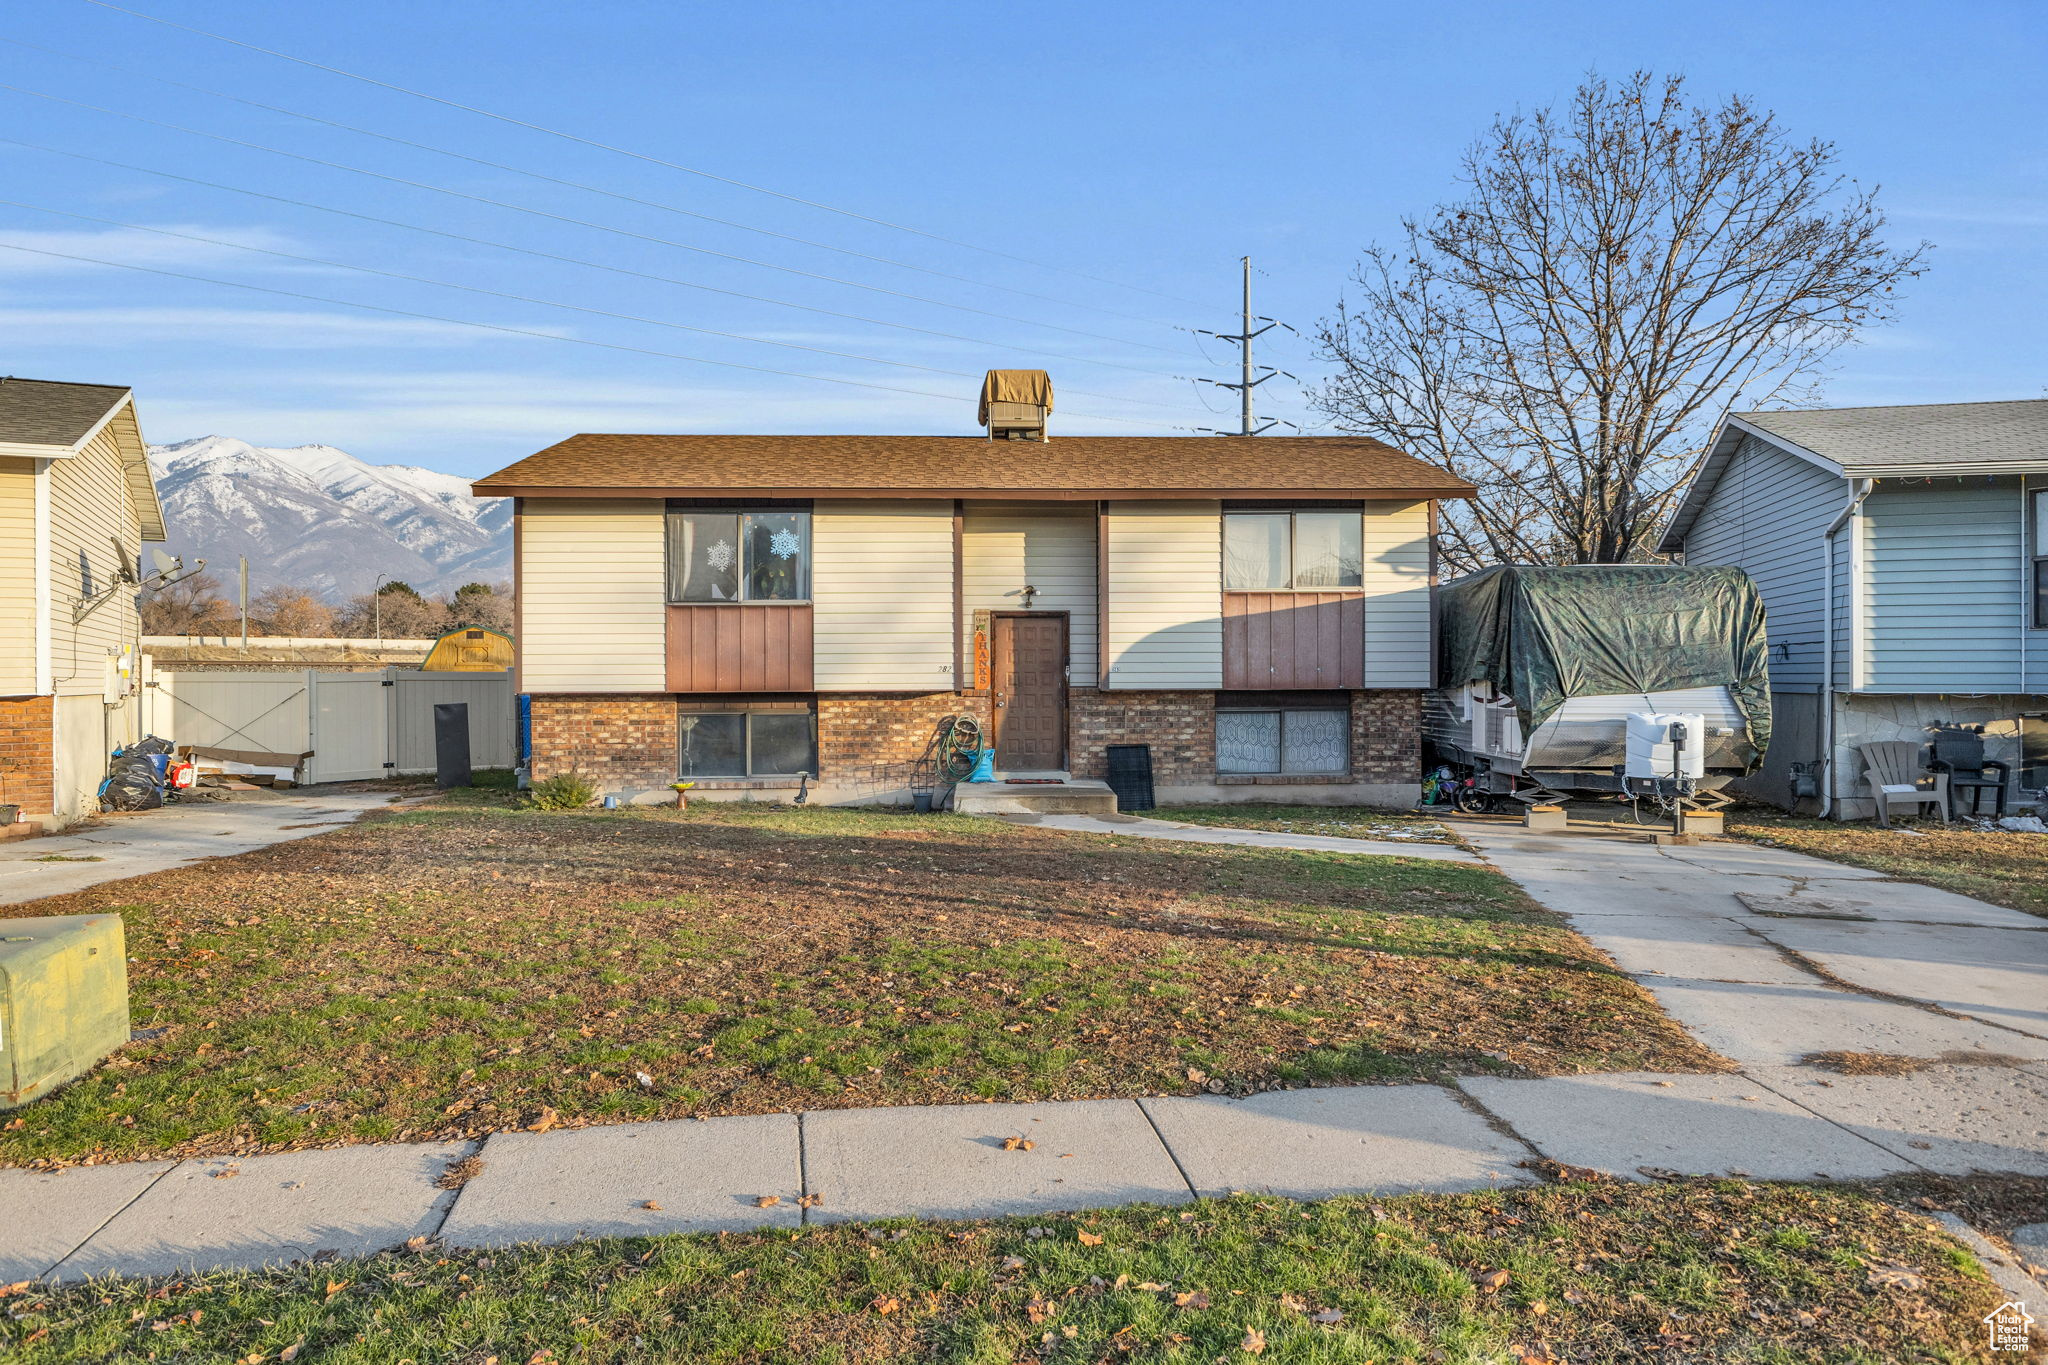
[143,667,515,784]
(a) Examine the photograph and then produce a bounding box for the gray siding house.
[1659,399,2048,819]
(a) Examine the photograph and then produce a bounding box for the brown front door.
[991,614,1067,770]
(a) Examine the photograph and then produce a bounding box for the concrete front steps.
[951,775,1119,816]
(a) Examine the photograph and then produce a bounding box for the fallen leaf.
[798,1193,824,1209]
[1309,1308,1344,1324]
[1000,1135,1037,1152]
[0,1282,32,1298]
[1173,1291,1211,1309]
[1135,1281,1168,1292]
[1636,1165,1684,1182]
[324,1280,349,1300]
[870,1295,900,1316]
[1476,1268,1512,1293]
[526,1107,559,1134]
[405,1236,433,1253]
[1026,1296,1057,1324]
[1240,1327,1266,1354]
[1001,1255,1027,1270]
[1868,1264,1924,1291]
[279,1344,303,1363]
[1278,1293,1307,1312]
[755,1195,782,1208]
[1077,1229,1104,1246]
[641,1201,662,1211]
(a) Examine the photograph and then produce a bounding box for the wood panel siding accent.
[0,457,38,696]
[1361,499,1433,688]
[1101,500,1222,689]
[961,501,1098,686]
[1223,592,1365,689]
[811,499,955,690]
[666,604,814,691]
[519,498,667,692]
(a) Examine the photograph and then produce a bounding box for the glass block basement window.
[1216,707,1349,775]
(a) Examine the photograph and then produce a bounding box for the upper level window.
[2033,489,2048,628]
[666,507,810,602]
[1223,510,1362,590]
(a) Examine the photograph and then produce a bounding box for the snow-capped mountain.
[146,436,511,600]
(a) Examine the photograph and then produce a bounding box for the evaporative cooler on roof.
[978,369,1053,441]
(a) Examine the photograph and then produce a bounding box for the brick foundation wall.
[1069,688,1216,785]
[1353,689,1422,785]
[528,694,679,790]
[0,694,55,817]
[817,692,991,792]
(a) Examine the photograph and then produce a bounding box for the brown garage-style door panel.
[1223,591,1365,689]
[667,603,814,691]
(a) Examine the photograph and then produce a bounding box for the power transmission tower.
[1194,256,1296,435]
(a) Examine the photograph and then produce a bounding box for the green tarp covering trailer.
[1424,564,1772,803]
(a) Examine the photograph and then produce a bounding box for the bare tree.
[140,570,234,635]
[445,581,513,634]
[1316,72,1928,570]
[250,585,337,637]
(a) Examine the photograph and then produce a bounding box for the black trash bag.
[123,734,175,757]
[102,772,163,811]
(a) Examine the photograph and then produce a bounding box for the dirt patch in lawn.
[1,1181,2007,1364]
[1803,1048,2037,1076]
[1,801,1723,1167]
[1727,810,2048,920]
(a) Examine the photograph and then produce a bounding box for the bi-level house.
[474,374,1472,808]
[1659,398,2048,818]
[0,378,168,831]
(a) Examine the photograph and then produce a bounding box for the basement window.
[678,704,817,778]
[666,504,811,603]
[1216,701,1350,775]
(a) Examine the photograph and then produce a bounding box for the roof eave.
[1840,461,2048,479]
[473,483,1476,501]
[1657,414,1846,553]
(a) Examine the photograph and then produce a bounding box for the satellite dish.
[150,548,178,576]
[109,535,138,583]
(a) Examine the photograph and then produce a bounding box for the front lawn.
[1726,809,2048,920]
[0,1181,2004,1363]
[1148,803,1457,845]
[2,800,1721,1167]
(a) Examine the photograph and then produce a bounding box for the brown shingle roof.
[0,377,131,448]
[473,434,1473,500]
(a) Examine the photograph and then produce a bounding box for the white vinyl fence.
[142,667,514,784]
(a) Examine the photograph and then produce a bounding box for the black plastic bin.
[1103,744,1155,812]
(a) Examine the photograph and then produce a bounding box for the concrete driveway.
[0,789,409,906]
[1459,818,2048,1066]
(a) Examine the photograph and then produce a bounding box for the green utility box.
[0,913,130,1109]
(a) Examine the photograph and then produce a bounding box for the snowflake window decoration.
[704,539,736,572]
[768,527,803,561]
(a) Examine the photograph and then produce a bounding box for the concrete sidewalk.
[1458,819,2048,1066]
[0,790,408,905]
[8,1062,2046,1284]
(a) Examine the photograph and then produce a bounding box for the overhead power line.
[0,35,1198,336]
[75,0,1212,309]
[0,136,1193,384]
[0,241,1191,430]
[0,198,1202,414]
[1,84,1192,359]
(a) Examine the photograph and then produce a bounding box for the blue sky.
[5,0,2043,477]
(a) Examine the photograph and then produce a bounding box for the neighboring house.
[1659,398,2048,819]
[0,378,168,831]
[473,382,1472,807]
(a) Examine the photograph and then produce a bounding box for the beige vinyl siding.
[0,458,37,695]
[1103,500,1221,689]
[1361,499,1433,687]
[46,426,140,699]
[961,501,1096,683]
[519,498,667,692]
[812,499,955,690]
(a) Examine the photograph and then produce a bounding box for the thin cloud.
[0,305,528,347]
[0,223,313,274]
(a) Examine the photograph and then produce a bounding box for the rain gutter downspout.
[1819,477,1873,819]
